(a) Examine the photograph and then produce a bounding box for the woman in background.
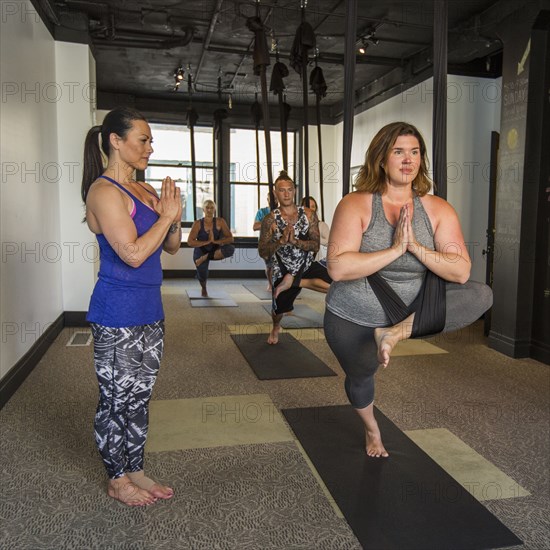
[301,196,329,264]
[187,199,235,297]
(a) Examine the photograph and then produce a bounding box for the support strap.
[270,55,291,172]
[310,62,327,220]
[341,0,357,196]
[247,13,275,209]
[290,7,316,202]
[251,97,263,207]
[186,106,199,221]
[433,0,448,199]
[367,270,446,337]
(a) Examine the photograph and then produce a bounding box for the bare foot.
[274,273,294,299]
[195,254,208,268]
[374,327,398,369]
[365,427,389,458]
[267,325,280,344]
[201,287,208,297]
[107,476,156,506]
[127,471,174,500]
[266,284,272,292]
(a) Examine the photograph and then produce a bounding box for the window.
[230,128,295,237]
[145,123,214,239]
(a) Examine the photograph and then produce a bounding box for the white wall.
[1,1,63,378]
[55,41,96,311]
[333,75,502,283]
[0,3,95,381]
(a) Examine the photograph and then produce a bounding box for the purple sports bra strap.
[98,175,133,198]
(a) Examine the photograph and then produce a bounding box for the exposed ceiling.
[37,0,512,122]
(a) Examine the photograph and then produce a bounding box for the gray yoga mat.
[262,304,324,328]
[187,289,232,300]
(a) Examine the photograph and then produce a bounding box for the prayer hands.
[393,204,418,254]
[155,177,181,222]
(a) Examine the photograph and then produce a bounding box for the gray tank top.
[326,192,435,327]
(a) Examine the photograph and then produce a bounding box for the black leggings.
[324,280,493,409]
[91,321,164,479]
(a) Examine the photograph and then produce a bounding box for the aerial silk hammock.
[341,0,356,197]
[433,0,448,199]
[213,69,228,213]
[269,47,291,173]
[251,94,263,209]
[309,51,327,220]
[186,66,199,220]
[246,3,275,209]
[290,0,315,206]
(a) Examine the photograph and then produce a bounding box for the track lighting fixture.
[172,66,185,92]
[358,26,379,53]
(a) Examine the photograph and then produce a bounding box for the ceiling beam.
[194,0,225,83]
[207,44,403,67]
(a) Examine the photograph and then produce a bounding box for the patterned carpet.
[0,279,548,549]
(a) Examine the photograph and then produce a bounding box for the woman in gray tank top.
[324,122,492,458]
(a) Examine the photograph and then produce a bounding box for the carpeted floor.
[0,278,548,549]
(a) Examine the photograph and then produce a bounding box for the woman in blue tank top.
[82,107,182,506]
[325,122,492,458]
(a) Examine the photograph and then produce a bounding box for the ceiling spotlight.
[174,66,184,81]
[358,40,368,55]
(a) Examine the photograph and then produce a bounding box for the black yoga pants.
[324,280,493,409]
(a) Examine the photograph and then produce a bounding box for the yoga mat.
[243,284,272,301]
[190,298,237,308]
[187,289,231,300]
[244,284,301,301]
[282,405,522,550]
[231,333,336,380]
[262,304,324,328]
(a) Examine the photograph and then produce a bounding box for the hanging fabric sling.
[212,107,228,211]
[269,49,291,173]
[433,0,448,199]
[367,270,446,337]
[309,55,327,219]
[290,1,316,203]
[212,70,228,214]
[246,6,275,209]
[185,68,199,220]
[341,0,357,196]
[251,94,263,208]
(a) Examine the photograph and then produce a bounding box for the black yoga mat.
[282,405,522,550]
[231,333,336,380]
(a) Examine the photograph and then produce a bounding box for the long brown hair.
[81,107,147,202]
[354,122,432,196]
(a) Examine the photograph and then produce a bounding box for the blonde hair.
[354,122,433,196]
[202,199,216,209]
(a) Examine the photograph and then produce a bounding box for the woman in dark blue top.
[82,107,181,506]
[187,199,235,297]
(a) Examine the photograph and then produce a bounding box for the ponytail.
[81,107,147,203]
[81,125,103,202]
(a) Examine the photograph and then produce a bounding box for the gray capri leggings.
[324,280,493,409]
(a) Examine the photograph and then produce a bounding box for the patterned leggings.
[90,321,164,479]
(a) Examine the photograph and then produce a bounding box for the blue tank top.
[86,176,164,327]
